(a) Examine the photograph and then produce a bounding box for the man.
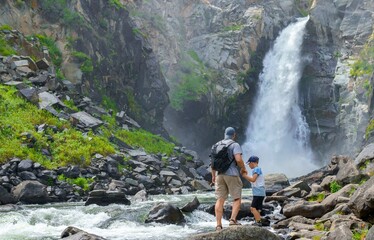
[211,127,247,230]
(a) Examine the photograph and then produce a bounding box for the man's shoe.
[252,221,262,227]
[229,219,241,226]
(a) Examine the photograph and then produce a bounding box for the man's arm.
[211,169,216,184]
[234,153,247,175]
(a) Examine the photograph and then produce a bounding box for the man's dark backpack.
[210,140,235,173]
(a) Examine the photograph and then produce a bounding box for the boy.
[241,156,265,226]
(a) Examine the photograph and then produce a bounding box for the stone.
[145,202,185,224]
[61,226,107,240]
[11,180,49,204]
[70,111,103,129]
[181,196,200,212]
[36,58,50,70]
[190,225,281,240]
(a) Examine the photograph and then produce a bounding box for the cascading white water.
[243,17,317,178]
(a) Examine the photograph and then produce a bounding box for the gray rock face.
[304,0,374,159]
[347,176,374,222]
[189,225,281,240]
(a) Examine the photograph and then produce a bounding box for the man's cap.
[247,156,259,164]
[224,127,236,138]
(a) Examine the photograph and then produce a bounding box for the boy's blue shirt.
[251,166,265,196]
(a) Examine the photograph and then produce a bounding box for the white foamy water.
[243,17,318,178]
[0,190,255,240]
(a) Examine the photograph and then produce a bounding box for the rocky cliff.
[1,0,373,164]
[130,0,374,163]
[0,0,170,135]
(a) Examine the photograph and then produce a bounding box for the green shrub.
[350,34,374,78]
[352,229,368,240]
[330,180,342,193]
[0,29,17,56]
[0,85,115,168]
[308,192,325,202]
[170,51,214,110]
[72,51,93,73]
[366,119,374,139]
[34,34,62,67]
[51,129,115,166]
[223,24,243,32]
[109,0,125,10]
[0,24,13,31]
[63,99,79,111]
[314,222,325,231]
[115,129,175,155]
[58,174,94,191]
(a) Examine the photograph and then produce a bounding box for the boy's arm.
[242,173,258,182]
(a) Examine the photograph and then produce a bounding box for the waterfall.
[243,17,317,178]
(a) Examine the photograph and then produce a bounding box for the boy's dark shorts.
[251,196,265,210]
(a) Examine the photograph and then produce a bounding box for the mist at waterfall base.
[242,17,319,178]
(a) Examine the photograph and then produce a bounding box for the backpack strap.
[222,140,236,167]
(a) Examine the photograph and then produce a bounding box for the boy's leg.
[250,207,261,222]
[251,196,265,223]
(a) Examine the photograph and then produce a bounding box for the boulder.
[283,200,326,218]
[70,111,103,129]
[85,190,131,206]
[189,225,281,240]
[347,176,374,223]
[321,184,358,211]
[61,226,106,240]
[265,173,290,195]
[0,185,16,204]
[367,224,374,240]
[11,180,49,204]
[273,180,310,198]
[145,202,185,224]
[181,196,200,212]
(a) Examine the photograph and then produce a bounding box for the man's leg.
[230,197,241,221]
[215,198,225,227]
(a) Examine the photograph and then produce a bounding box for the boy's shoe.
[215,225,223,231]
[252,221,262,227]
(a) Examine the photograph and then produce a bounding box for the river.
[0,189,264,240]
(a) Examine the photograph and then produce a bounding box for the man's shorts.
[251,196,265,210]
[215,175,243,200]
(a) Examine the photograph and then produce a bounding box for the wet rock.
[85,190,130,206]
[61,226,107,240]
[0,185,16,204]
[145,202,185,224]
[181,196,200,212]
[11,180,49,204]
